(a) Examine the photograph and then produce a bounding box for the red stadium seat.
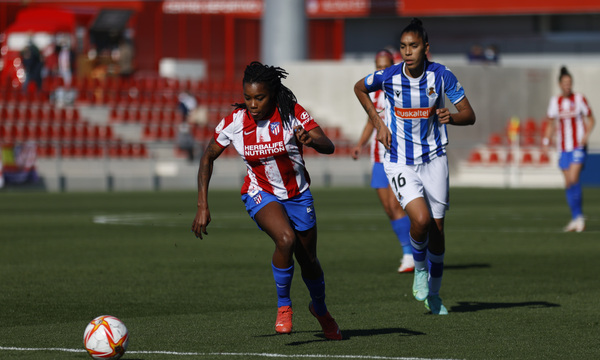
[521,151,533,164]
[98,125,114,140]
[135,143,149,158]
[0,107,9,120]
[505,152,513,164]
[165,125,176,140]
[72,142,85,157]
[468,150,482,163]
[89,125,101,141]
[522,118,537,137]
[488,133,503,146]
[38,142,57,157]
[60,143,75,157]
[142,124,155,140]
[0,124,7,141]
[488,152,500,164]
[521,135,536,147]
[31,107,44,122]
[21,124,33,140]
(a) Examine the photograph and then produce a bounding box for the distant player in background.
[543,66,595,232]
[191,62,342,340]
[354,18,476,315]
[351,49,414,274]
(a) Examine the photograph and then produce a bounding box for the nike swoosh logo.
[244,130,255,135]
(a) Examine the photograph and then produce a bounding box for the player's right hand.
[376,126,392,150]
[192,207,211,239]
[351,145,361,160]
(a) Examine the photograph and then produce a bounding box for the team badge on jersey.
[270,122,281,136]
[253,193,263,205]
[427,87,437,99]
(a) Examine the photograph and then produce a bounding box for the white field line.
[93,213,596,233]
[0,346,460,360]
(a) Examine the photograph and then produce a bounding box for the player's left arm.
[294,125,335,154]
[582,113,595,146]
[437,97,476,126]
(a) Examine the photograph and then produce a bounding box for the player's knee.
[410,214,431,234]
[275,229,296,252]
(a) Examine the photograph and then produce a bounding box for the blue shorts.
[558,148,586,170]
[241,189,316,231]
[371,162,390,189]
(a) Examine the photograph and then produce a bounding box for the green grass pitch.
[0,187,599,359]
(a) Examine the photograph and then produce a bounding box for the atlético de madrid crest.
[270,122,281,136]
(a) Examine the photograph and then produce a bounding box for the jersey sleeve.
[213,114,234,148]
[364,69,385,93]
[442,67,466,105]
[579,94,593,116]
[294,103,319,132]
[547,96,559,119]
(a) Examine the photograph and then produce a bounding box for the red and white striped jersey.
[369,90,386,164]
[214,103,319,200]
[547,93,592,152]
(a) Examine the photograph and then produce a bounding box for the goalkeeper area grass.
[1,187,599,359]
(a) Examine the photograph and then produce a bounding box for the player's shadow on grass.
[450,301,560,313]
[444,263,491,270]
[256,327,425,345]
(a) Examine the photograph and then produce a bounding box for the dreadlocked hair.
[234,61,297,124]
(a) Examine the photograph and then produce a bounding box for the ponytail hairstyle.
[401,18,429,44]
[235,61,297,124]
[559,66,571,82]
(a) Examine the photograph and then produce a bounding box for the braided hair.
[235,61,297,124]
[401,18,429,44]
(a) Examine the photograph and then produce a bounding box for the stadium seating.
[1,74,363,161]
[467,117,553,166]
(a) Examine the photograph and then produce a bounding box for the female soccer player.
[354,18,476,315]
[543,66,595,232]
[351,49,414,274]
[191,62,342,340]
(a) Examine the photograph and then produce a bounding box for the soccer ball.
[83,315,129,360]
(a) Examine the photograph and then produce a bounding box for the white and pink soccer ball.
[83,315,129,360]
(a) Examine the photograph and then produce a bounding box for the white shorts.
[384,155,449,219]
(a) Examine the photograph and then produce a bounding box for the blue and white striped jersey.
[364,60,465,165]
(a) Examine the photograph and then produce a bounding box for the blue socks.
[272,262,328,316]
[391,217,412,256]
[566,183,583,219]
[427,250,445,296]
[303,274,328,316]
[410,235,428,271]
[411,237,445,296]
[272,263,294,308]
